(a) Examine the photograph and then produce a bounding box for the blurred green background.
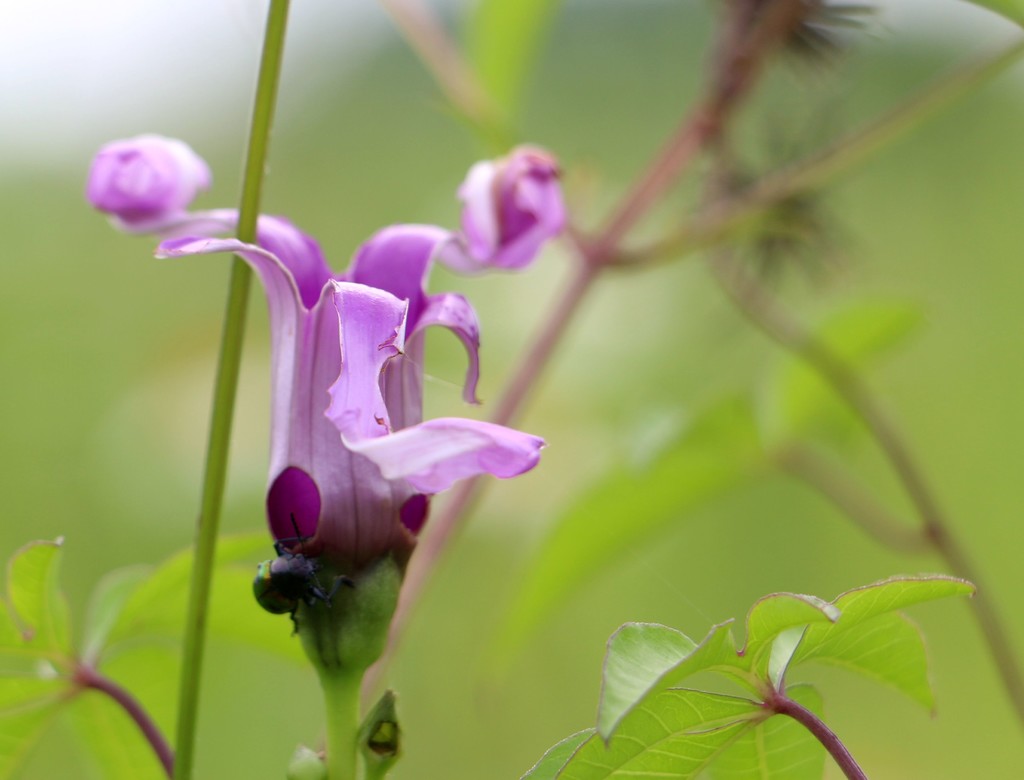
[2,1,1023,777]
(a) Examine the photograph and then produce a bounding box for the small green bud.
[360,689,401,777]
[286,745,327,780]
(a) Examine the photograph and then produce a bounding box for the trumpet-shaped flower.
[159,225,543,567]
[89,136,547,569]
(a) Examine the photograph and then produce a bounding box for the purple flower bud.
[86,135,211,228]
[449,146,565,272]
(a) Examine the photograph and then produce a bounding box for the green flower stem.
[625,37,1024,267]
[320,670,362,780]
[172,2,292,779]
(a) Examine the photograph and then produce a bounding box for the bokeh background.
[2,0,1023,777]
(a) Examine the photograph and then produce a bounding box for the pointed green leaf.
[598,621,738,739]
[6,539,71,660]
[824,574,974,623]
[559,689,758,779]
[82,566,152,664]
[469,0,565,112]
[0,697,63,779]
[797,612,933,708]
[711,684,825,780]
[494,399,761,666]
[741,593,839,676]
[789,575,974,708]
[69,689,167,780]
[762,300,921,442]
[961,0,1024,24]
[521,729,594,780]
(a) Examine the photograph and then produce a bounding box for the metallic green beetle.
[253,518,352,629]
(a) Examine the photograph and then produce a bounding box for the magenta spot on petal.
[267,467,321,540]
[400,494,430,536]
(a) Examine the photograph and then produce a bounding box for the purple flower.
[444,146,565,272]
[86,135,211,231]
[88,137,545,569]
[158,226,543,567]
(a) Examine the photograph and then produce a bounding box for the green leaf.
[761,300,921,442]
[597,621,738,740]
[469,0,565,113]
[5,539,71,660]
[0,675,66,715]
[711,684,825,780]
[521,729,594,780]
[82,566,152,664]
[960,0,1024,24]
[494,399,761,666]
[558,689,758,779]
[789,575,974,708]
[105,533,270,649]
[741,593,839,677]
[69,688,167,780]
[0,697,63,779]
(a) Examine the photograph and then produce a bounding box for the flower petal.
[348,224,454,330]
[325,282,408,442]
[457,160,501,261]
[344,417,545,494]
[416,292,481,405]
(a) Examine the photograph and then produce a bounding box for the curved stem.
[172,3,291,778]
[765,688,867,780]
[76,664,174,777]
[368,257,599,697]
[365,3,808,698]
[712,253,1024,728]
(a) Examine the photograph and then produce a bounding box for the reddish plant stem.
[362,1,813,699]
[765,688,867,780]
[75,664,174,777]
[712,253,1024,728]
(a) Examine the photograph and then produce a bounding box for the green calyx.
[295,555,401,676]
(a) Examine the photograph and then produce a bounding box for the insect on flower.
[253,515,353,632]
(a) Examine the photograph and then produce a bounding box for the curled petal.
[156,236,304,335]
[415,293,481,405]
[348,224,454,329]
[325,282,408,442]
[344,418,545,494]
[86,135,211,228]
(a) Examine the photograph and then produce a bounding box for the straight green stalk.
[172,2,292,778]
[321,671,362,780]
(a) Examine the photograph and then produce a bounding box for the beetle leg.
[326,575,355,603]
